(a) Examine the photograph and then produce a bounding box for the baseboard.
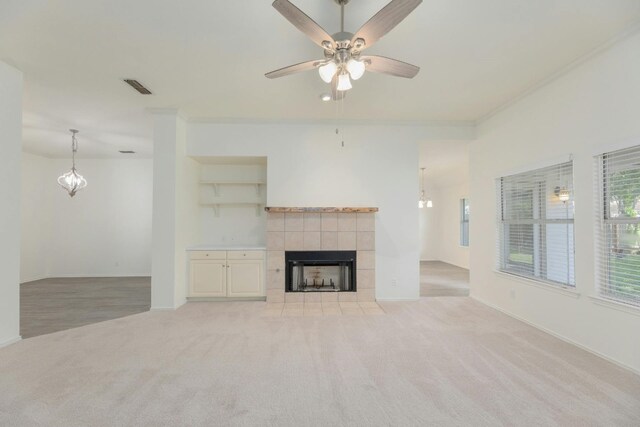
[470,295,640,376]
[45,274,151,278]
[187,296,267,302]
[376,298,421,302]
[20,275,48,284]
[150,306,176,311]
[0,336,22,349]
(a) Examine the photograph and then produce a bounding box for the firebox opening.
[285,251,356,292]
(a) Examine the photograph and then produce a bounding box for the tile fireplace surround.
[265,207,378,303]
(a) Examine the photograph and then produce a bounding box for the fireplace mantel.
[265,207,379,213]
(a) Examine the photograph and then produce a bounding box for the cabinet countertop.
[186,246,266,251]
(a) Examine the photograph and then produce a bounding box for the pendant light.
[57,129,87,197]
[418,168,432,208]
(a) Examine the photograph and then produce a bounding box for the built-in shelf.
[198,162,267,218]
[199,181,265,197]
[201,202,264,217]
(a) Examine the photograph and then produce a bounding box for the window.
[596,145,640,307]
[497,161,575,287]
[460,198,469,246]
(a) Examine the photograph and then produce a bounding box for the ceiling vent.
[119,150,136,154]
[123,79,152,95]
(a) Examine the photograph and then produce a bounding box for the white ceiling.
[1,0,640,158]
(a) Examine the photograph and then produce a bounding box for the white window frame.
[595,146,640,308]
[496,161,575,288]
[460,198,469,247]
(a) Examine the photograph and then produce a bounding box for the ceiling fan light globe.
[337,73,352,91]
[318,62,337,83]
[347,59,365,80]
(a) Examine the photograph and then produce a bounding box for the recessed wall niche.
[196,156,267,247]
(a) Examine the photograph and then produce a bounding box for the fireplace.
[286,251,356,293]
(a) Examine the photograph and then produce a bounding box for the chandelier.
[57,129,87,197]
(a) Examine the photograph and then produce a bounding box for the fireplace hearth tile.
[357,251,375,270]
[266,251,284,270]
[341,307,364,316]
[357,270,375,289]
[285,213,304,231]
[303,292,322,303]
[357,288,376,302]
[321,232,338,250]
[322,305,341,316]
[337,232,356,250]
[284,232,304,250]
[339,302,359,309]
[266,232,284,251]
[267,212,285,231]
[285,292,304,303]
[266,289,284,303]
[321,292,338,303]
[303,232,321,250]
[356,213,375,231]
[357,232,375,250]
[267,269,284,290]
[303,213,321,231]
[337,213,357,231]
[338,292,358,302]
[321,213,338,231]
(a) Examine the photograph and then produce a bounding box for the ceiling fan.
[265,0,422,100]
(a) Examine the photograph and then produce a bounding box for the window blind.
[460,198,469,247]
[496,161,575,287]
[595,145,640,307]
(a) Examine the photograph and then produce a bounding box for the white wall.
[0,61,22,347]
[186,123,453,300]
[423,181,470,269]
[21,152,52,282]
[470,31,640,373]
[20,154,153,281]
[151,113,201,309]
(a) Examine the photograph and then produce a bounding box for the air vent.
[119,150,136,154]
[123,79,152,95]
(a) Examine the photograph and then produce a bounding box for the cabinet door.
[227,259,264,297]
[189,260,226,297]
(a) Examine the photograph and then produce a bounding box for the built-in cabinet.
[188,250,265,298]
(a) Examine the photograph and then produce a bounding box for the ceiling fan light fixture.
[347,58,365,80]
[318,62,338,83]
[337,72,352,91]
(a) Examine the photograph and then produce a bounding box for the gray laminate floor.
[20,277,151,339]
[421,261,470,297]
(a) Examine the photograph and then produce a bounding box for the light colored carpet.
[1,298,639,426]
[421,261,470,297]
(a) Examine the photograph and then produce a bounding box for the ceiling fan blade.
[331,75,346,101]
[272,0,335,49]
[362,55,420,78]
[352,0,422,50]
[265,59,325,79]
